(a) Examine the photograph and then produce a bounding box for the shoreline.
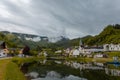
[0,56,117,80]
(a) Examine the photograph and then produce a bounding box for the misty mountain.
[0,31,69,43]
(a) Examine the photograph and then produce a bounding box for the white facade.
[72,49,80,56]
[78,43,120,54]
[79,46,103,54]
[103,44,120,51]
[0,50,7,57]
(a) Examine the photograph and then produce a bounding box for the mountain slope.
[82,24,120,46]
[66,24,120,47]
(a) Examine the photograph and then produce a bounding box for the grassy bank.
[12,56,45,66]
[5,61,26,80]
[0,57,45,80]
[0,59,26,80]
[0,59,9,80]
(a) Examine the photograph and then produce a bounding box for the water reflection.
[64,61,104,70]
[31,71,87,80]
[105,68,120,76]
[22,60,120,80]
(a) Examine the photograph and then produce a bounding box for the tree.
[22,45,30,55]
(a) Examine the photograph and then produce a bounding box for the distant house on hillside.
[0,41,9,57]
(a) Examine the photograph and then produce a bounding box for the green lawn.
[0,57,45,80]
[0,59,26,80]
[0,59,9,80]
[5,61,26,80]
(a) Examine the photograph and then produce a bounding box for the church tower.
[79,38,84,47]
[79,38,84,53]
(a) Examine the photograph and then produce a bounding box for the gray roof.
[84,47,103,49]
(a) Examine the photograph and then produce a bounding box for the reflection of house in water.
[94,62,104,67]
[105,68,120,76]
[64,61,104,70]
[94,54,108,58]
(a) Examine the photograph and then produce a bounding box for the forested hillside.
[83,24,120,45]
[0,24,120,50]
[61,24,120,47]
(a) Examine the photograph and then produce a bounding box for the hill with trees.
[82,24,120,46]
[56,24,120,48]
[0,24,120,51]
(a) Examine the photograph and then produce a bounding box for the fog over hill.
[0,31,69,42]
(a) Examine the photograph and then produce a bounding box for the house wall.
[79,47,103,54]
[0,49,7,57]
[73,49,80,56]
[103,44,120,51]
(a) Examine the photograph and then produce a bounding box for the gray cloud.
[0,0,120,39]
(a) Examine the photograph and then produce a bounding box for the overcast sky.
[0,0,120,39]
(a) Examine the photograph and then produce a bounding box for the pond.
[21,59,120,80]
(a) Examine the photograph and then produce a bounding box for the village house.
[103,44,120,51]
[0,41,9,57]
[79,46,104,54]
[78,39,104,55]
[64,48,72,56]
[64,39,120,57]
[72,48,80,57]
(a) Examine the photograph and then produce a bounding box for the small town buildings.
[103,44,120,51]
[0,41,9,57]
[65,39,120,57]
[79,46,104,54]
[79,39,104,54]
[72,49,80,57]
[64,48,72,56]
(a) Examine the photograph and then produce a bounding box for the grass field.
[0,59,26,80]
[0,57,45,80]
[0,59,9,80]
[5,61,26,80]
